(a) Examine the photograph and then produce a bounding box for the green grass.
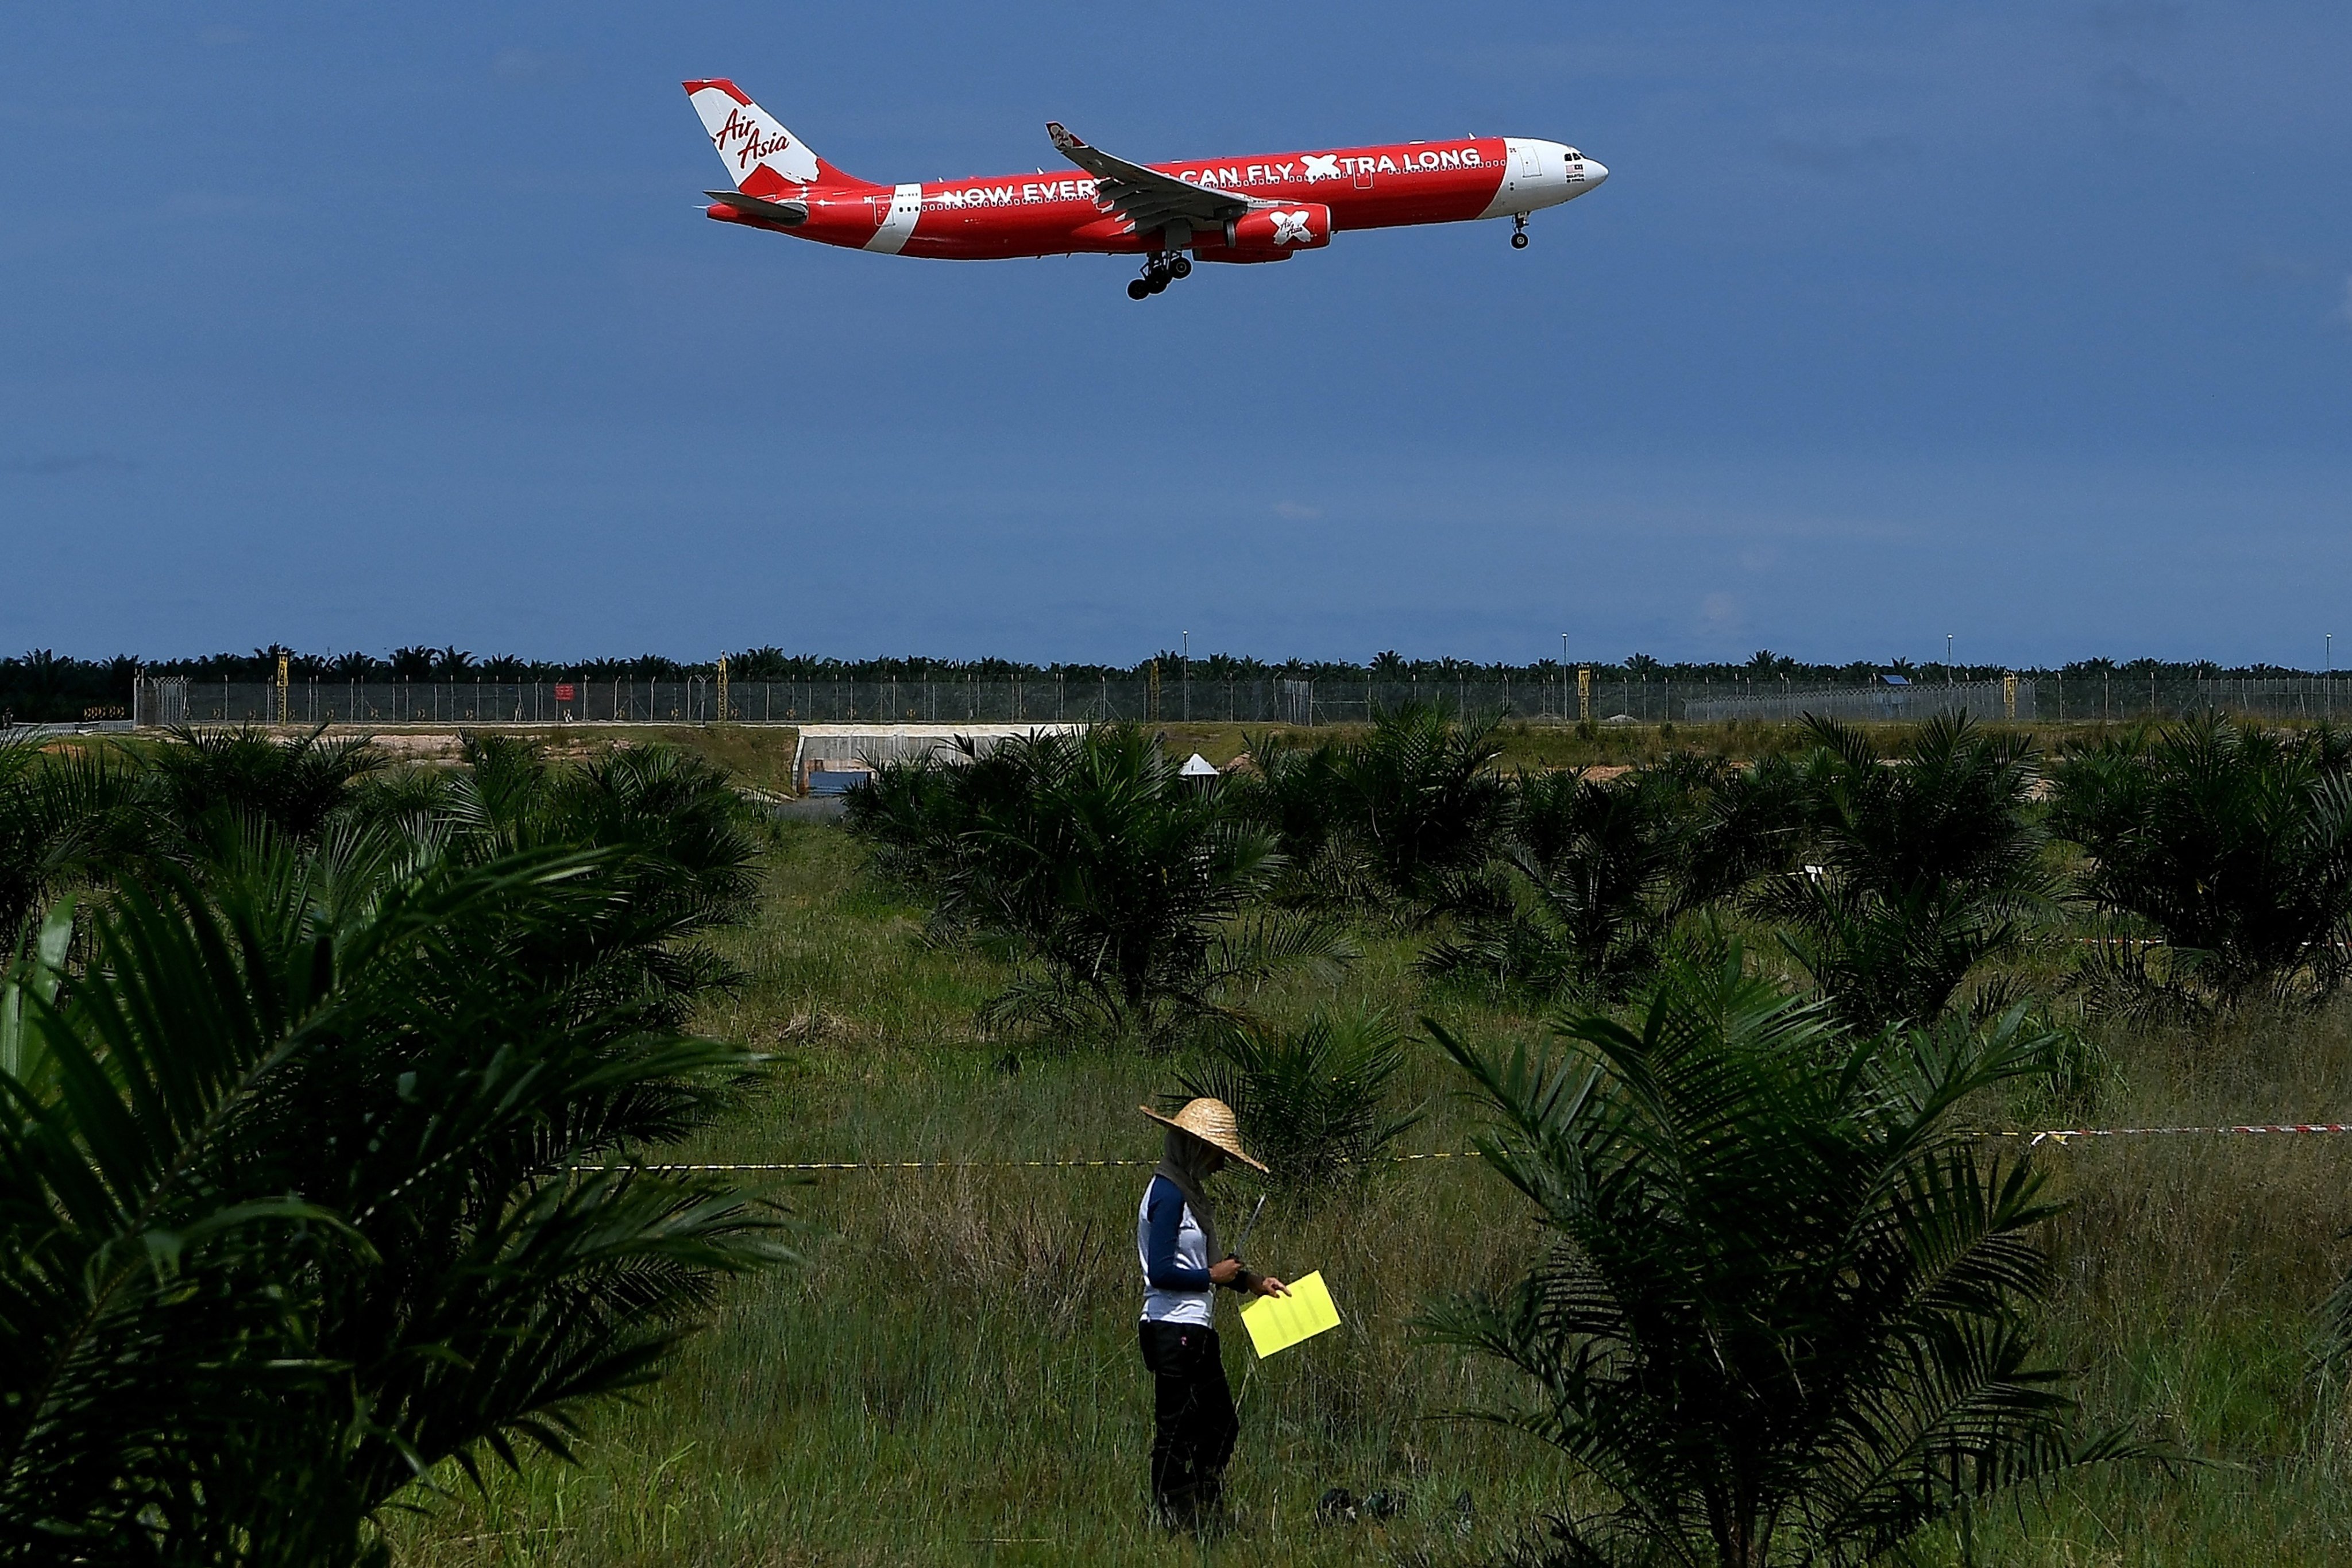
[385,820,2352,1566]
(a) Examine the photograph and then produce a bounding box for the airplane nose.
[1581,159,1608,188]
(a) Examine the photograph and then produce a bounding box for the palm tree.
[2049,714,2352,1007]
[1426,756,1804,1000]
[150,725,387,849]
[1421,947,2136,1567]
[1176,1011,1422,1193]
[1755,715,2046,1033]
[1225,731,1372,908]
[1342,701,1510,910]
[852,725,1345,1040]
[0,827,786,1564]
[351,735,764,1022]
[0,737,160,943]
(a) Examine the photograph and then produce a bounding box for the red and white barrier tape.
[1977,1122,2352,1146]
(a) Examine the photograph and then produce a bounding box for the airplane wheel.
[1168,256,1192,279]
[1146,271,1171,294]
[1127,278,1152,300]
[1511,231,1530,249]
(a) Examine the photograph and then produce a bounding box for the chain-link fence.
[1679,679,2034,724]
[132,673,2352,729]
[139,675,1589,727]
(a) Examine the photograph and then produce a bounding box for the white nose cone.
[1581,158,1608,188]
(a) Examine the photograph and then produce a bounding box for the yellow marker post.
[1238,1270,1342,1358]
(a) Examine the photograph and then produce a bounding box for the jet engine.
[1196,203,1333,261]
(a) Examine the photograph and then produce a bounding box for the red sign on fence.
[554,684,576,701]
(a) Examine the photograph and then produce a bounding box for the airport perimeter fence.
[137,674,1590,727]
[130,673,2352,730]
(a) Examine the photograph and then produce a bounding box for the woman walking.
[1135,1098,1287,1527]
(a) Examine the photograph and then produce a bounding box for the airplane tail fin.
[682,79,872,195]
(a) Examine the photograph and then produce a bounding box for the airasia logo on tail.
[684,80,821,188]
[713,107,794,172]
[1227,203,1331,251]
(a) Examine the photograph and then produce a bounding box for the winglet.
[1046,122,1098,175]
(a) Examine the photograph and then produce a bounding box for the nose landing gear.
[1510,214,1530,250]
[1126,252,1192,299]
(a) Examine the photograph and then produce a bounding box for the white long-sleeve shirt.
[1137,1175,1215,1326]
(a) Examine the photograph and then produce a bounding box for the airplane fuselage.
[705,137,1601,259]
[683,81,1606,291]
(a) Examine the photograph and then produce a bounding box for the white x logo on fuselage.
[1299,154,1341,181]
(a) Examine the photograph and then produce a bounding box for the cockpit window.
[1566,148,1583,161]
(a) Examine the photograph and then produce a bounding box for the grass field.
[376,802,2352,1567]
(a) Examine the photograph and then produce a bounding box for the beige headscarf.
[1153,1125,1224,1263]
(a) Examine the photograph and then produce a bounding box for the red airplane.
[683,79,1607,299]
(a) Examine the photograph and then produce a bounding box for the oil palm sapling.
[1421,947,2136,1567]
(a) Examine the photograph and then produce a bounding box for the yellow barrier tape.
[615,1127,2352,1173]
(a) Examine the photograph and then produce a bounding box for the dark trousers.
[1137,1320,1238,1519]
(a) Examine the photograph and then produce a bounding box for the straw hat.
[1139,1097,1269,1173]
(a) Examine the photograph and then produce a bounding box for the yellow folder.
[1239,1270,1341,1357]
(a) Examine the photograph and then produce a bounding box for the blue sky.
[3,3,2347,666]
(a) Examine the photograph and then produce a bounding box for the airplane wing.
[1047,122,1250,238]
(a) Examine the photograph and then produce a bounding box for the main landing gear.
[1126,252,1193,300]
[1510,214,1530,249]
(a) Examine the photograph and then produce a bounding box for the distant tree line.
[7,643,2343,724]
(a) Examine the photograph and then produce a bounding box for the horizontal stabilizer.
[704,188,809,226]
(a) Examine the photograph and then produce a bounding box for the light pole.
[1181,631,1190,721]
[1946,634,1953,683]
[1562,632,1569,720]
